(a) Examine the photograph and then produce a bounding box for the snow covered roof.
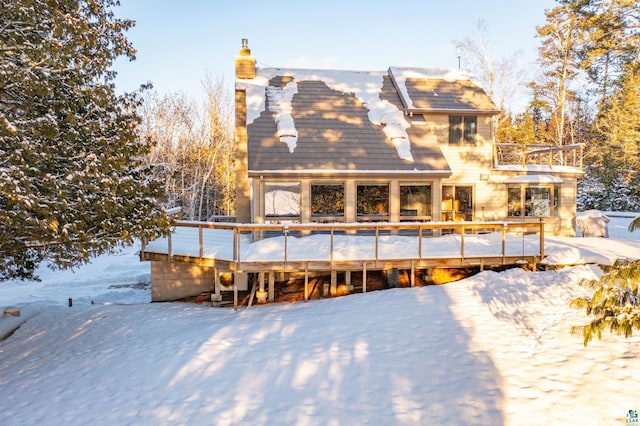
[237,67,473,176]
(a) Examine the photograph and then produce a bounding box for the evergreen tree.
[531,2,585,147]
[571,212,640,347]
[589,67,640,205]
[0,0,169,280]
[571,257,640,346]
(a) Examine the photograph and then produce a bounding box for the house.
[142,40,583,303]
[234,39,583,234]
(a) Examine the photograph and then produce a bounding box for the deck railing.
[142,220,545,272]
[494,143,584,169]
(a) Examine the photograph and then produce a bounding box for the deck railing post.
[168,230,173,261]
[283,225,288,269]
[418,225,423,261]
[375,225,379,266]
[198,225,203,258]
[460,225,465,261]
[330,226,334,266]
[502,223,506,262]
[539,219,545,259]
[233,227,239,268]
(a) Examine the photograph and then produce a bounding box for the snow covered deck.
[141,220,546,273]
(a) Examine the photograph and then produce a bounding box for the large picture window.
[400,184,432,220]
[311,183,345,221]
[508,185,559,217]
[449,115,477,144]
[357,183,389,220]
[265,182,300,219]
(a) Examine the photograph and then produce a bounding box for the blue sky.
[113,0,558,102]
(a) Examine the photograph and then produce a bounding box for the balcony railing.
[494,143,584,169]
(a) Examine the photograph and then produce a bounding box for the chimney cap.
[240,38,251,56]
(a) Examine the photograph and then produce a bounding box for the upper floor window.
[449,115,477,144]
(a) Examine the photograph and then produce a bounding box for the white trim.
[504,175,564,184]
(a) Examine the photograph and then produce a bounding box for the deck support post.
[211,269,222,303]
[346,270,352,291]
[330,270,337,296]
[233,280,238,311]
[256,271,267,304]
[268,271,275,302]
[410,261,415,287]
[363,263,367,293]
[304,265,309,301]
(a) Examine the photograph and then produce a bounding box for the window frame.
[356,182,390,222]
[399,183,432,222]
[311,182,346,222]
[448,115,477,144]
[441,185,474,222]
[264,181,301,223]
[507,184,560,218]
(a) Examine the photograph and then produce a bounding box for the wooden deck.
[141,220,546,308]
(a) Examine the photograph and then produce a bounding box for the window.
[525,187,550,216]
[357,183,389,220]
[442,185,473,221]
[311,183,345,220]
[508,187,521,216]
[449,115,477,144]
[507,185,559,217]
[265,182,300,218]
[400,184,432,220]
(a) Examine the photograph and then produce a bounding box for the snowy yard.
[1,214,640,425]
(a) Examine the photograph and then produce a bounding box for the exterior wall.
[151,261,214,302]
[559,176,578,236]
[480,172,580,236]
[246,109,580,236]
[235,89,251,223]
[438,114,493,182]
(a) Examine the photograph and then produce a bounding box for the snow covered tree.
[141,75,235,221]
[0,0,169,280]
[571,214,640,346]
[589,67,640,203]
[571,257,640,346]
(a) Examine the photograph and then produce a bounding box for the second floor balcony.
[494,143,584,170]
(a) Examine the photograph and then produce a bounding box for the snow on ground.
[0,214,639,425]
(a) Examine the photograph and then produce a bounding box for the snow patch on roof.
[266,80,298,152]
[238,68,413,162]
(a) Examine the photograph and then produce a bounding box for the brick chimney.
[234,39,253,223]
[235,38,256,80]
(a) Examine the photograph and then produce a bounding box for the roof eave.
[249,169,453,179]
[407,108,501,115]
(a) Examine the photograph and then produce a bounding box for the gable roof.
[237,67,497,177]
[388,67,500,114]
